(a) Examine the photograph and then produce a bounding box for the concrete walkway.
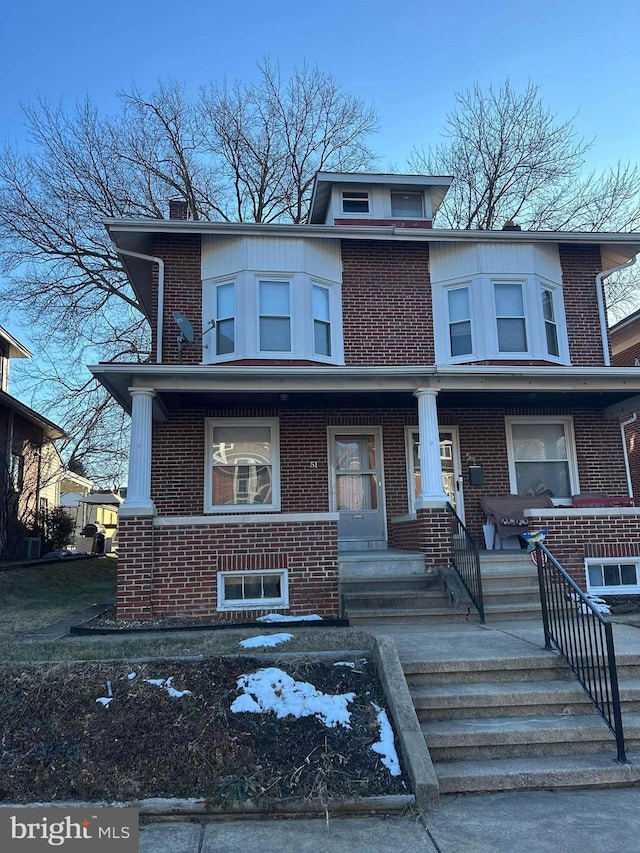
[139,788,640,852]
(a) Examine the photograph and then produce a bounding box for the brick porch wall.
[389,508,451,570]
[116,518,338,621]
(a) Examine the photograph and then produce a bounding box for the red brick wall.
[559,244,607,366]
[341,241,433,365]
[117,519,338,621]
[390,509,451,570]
[150,233,202,365]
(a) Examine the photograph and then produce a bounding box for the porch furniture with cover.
[480,494,555,548]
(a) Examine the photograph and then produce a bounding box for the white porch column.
[120,387,157,517]
[414,388,449,508]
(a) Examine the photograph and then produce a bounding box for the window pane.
[512,424,567,461]
[243,576,263,599]
[391,192,423,217]
[604,564,621,586]
[260,317,291,351]
[212,426,272,463]
[314,320,331,356]
[621,564,637,585]
[313,285,330,321]
[497,318,527,351]
[448,288,470,322]
[545,321,559,357]
[217,282,234,318]
[514,461,570,498]
[336,473,378,510]
[262,575,281,598]
[541,289,555,322]
[217,318,234,355]
[335,436,376,471]
[224,578,244,600]
[495,283,524,315]
[588,565,604,587]
[259,281,289,314]
[450,321,472,356]
[212,465,272,505]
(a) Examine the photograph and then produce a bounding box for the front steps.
[406,652,640,793]
[480,551,543,622]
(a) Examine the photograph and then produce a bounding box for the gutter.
[114,247,165,364]
[596,256,637,367]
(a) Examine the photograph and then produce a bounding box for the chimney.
[169,199,189,220]
[502,220,522,231]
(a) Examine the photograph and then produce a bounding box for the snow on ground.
[239,633,293,649]
[370,702,401,776]
[144,676,192,698]
[231,667,355,728]
[333,661,357,668]
[256,613,323,623]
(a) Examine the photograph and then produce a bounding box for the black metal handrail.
[534,542,627,764]
[446,504,484,622]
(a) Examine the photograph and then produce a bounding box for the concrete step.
[343,590,451,611]
[434,752,640,794]
[481,587,542,606]
[422,713,640,761]
[347,606,479,626]
[403,654,578,685]
[341,574,442,594]
[411,677,640,721]
[339,550,425,579]
[483,601,543,621]
[479,570,540,591]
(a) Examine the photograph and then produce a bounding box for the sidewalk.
[139,788,640,852]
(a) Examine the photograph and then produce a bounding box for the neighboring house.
[90,172,640,622]
[610,309,640,500]
[0,325,66,558]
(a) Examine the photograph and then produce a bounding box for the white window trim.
[434,274,569,365]
[505,416,579,505]
[204,417,281,513]
[585,558,640,596]
[202,272,343,365]
[217,568,289,611]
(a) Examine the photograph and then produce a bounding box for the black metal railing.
[446,504,485,622]
[534,542,627,764]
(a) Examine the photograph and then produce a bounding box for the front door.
[407,426,465,522]
[329,428,387,547]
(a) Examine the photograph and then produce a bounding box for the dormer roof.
[0,325,31,359]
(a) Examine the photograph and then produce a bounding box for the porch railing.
[534,543,627,764]
[446,504,484,622]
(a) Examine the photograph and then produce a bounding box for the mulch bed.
[0,656,407,806]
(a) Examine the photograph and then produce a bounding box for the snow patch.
[239,633,293,649]
[370,701,401,776]
[333,661,356,668]
[144,676,191,698]
[256,613,323,623]
[231,667,355,728]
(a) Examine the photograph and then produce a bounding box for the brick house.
[91,172,640,621]
[610,309,640,501]
[0,326,65,558]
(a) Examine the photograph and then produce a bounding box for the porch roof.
[88,362,640,420]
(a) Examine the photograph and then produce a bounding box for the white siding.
[430,242,562,284]
[202,235,342,282]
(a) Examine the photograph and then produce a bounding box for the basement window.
[217,569,288,611]
[586,559,640,595]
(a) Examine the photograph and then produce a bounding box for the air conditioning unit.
[24,537,41,559]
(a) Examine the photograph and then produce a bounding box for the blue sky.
[2,0,639,172]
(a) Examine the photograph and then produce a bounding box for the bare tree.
[409,80,640,233]
[0,63,377,483]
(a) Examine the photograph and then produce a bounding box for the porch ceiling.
[88,362,640,418]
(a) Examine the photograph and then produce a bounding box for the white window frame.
[434,275,569,365]
[390,191,424,218]
[204,417,281,513]
[217,568,289,611]
[202,273,343,365]
[258,278,292,355]
[211,280,235,357]
[585,558,640,596]
[341,190,370,215]
[505,416,579,504]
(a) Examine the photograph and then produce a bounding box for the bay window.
[205,418,280,512]
[203,273,343,364]
[494,282,527,353]
[447,286,473,357]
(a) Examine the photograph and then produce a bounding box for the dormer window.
[341,191,369,214]
[391,192,423,218]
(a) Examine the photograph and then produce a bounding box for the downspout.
[621,412,637,498]
[596,256,636,367]
[114,247,165,364]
